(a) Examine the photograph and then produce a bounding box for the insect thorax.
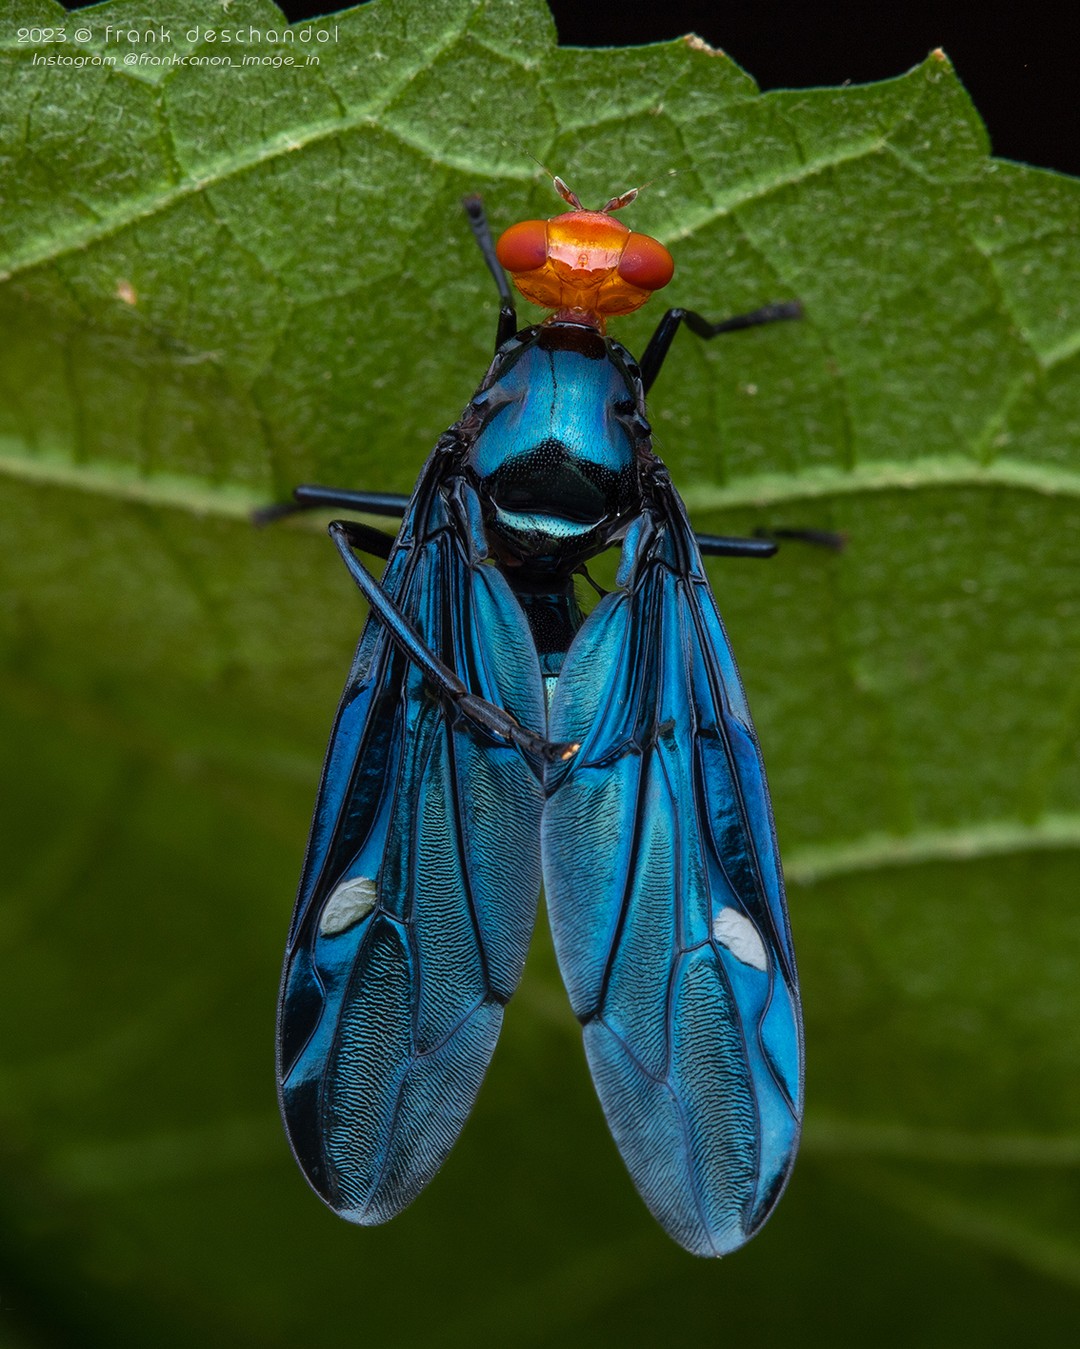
[460,323,651,575]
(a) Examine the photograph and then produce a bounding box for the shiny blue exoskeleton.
[271,193,804,1257]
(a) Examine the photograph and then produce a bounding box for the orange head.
[495,177,674,330]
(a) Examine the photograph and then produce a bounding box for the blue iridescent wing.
[277,454,546,1224]
[542,474,803,1257]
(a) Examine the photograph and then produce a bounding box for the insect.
[269,179,804,1257]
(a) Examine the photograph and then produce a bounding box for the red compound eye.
[496,219,549,274]
[617,232,674,292]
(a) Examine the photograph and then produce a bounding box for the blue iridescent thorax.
[461,323,649,573]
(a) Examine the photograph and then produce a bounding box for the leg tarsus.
[754,526,848,553]
[694,525,848,558]
[640,301,802,394]
[683,301,802,339]
[252,499,305,527]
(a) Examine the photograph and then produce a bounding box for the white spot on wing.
[320,876,377,936]
[712,907,768,971]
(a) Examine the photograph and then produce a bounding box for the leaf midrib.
[4,446,1080,518]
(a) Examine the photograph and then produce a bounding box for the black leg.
[329,520,575,764]
[755,526,847,552]
[696,534,778,559]
[293,486,409,518]
[252,485,410,530]
[462,195,518,351]
[639,301,802,394]
[323,519,396,560]
[697,527,847,558]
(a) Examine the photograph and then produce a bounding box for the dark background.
[59,3,1078,176]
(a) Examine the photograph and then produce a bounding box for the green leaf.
[2,0,1079,1342]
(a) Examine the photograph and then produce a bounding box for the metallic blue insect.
[269,180,804,1256]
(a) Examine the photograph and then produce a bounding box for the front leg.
[639,302,802,394]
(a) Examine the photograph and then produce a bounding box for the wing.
[542,473,802,1257]
[277,452,546,1224]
